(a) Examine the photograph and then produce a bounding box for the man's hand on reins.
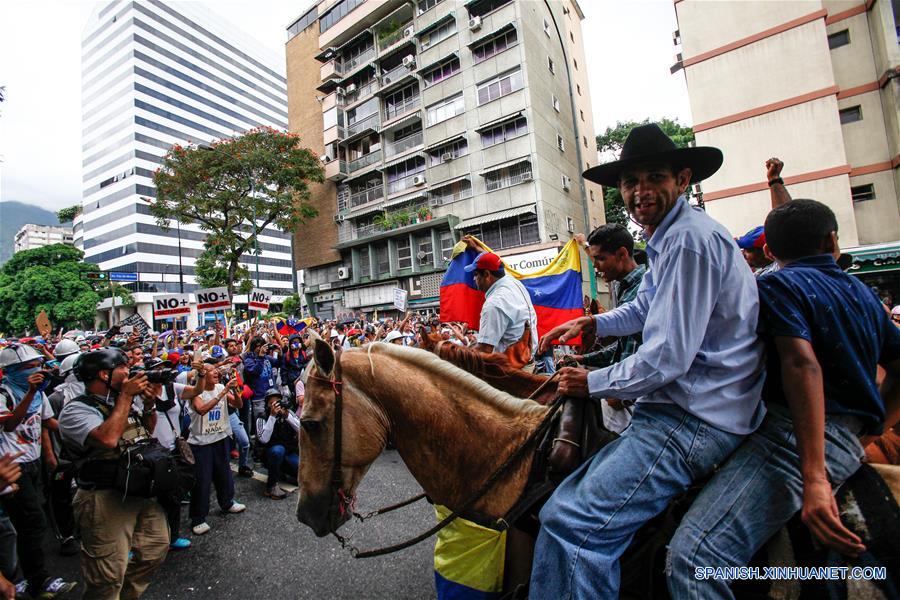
[557,367,589,398]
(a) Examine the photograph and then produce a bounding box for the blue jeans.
[666,404,865,599]
[229,412,250,469]
[264,445,299,489]
[530,403,745,599]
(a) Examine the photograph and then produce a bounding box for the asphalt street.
[45,451,437,599]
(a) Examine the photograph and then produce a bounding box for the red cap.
[464,251,503,273]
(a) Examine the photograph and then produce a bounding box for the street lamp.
[197,144,260,288]
[141,196,184,293]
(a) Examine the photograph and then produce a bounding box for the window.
[417,234,434,265]
[467,0,511,19]
[428,138,468,166]
[851,183,876,202]
[426,93,465,126]
[417,0,445,15]
[548,56,555,73]
[320,0,365,33]
[557,134,565,151]
[376,244,390,275]
[484,160,532,192]
[561,175,571,191]
[420,17,456,49]
[543,19,551,36]
[430,178,473,204]
[358,246,371,278]
[828,29,850,49]
[323,107,339,130]
[552,95,560,112]
[566,216,575,232]
[440,231,455,262]
[839,105,862,124]
[462,212,538,250]
[383,83,420,120]
[472,27,518,64]
[397,237,412,269]
[422,56,461,86]
[477,68,523,105]
[385,156,426,194]
[480,116,528,148]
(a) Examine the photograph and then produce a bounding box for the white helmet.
[383,330,404,344]
[0,344,43,369]
[59,352,82,376]
[54,339,80,358]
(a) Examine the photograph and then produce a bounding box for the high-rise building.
[673,0,900,295]
[286,0,604,319]
[80,0,293,325]
[13,224,74,254]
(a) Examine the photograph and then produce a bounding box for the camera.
[275,397,293,411]
[130,366,179,384]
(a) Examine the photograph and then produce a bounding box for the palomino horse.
[296,340,900,599]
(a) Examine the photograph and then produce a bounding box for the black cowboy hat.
[583,123,723,187]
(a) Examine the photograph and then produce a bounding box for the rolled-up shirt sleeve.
[588,246,721,399]
[593,275,653,337]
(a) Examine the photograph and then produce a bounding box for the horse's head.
[296,339,389,537]
[417,324,442,351]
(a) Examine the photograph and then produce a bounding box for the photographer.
[58,348,165,599]
[280,335,307,404]
[254,389,299,500]
[242,336,282,425]
[0,344,76,598]
[186,360,246,536]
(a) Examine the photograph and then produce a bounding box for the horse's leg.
[503,526,535,595]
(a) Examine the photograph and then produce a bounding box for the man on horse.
[466,250,539,369]
[529,123,765,598]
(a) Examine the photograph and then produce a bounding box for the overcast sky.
[0,0,692,212]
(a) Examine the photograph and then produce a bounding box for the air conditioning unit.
[416,250,428,262]
[333,213,345,223]
[402,54,416,67]
[421,40,431,50]
[335,86,346,96]
[413,175,426,186]
[337,267,351,280]
[320,154,332,163]
[561,175,571,191]
[468,16,482,31]
[441,152,456,162]
[403,26,415,37]
[345,83,357,94]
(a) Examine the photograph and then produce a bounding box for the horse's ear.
[313,338,335,377]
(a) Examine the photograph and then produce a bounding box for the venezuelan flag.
[439,237,584,344]
[433,505,506,600]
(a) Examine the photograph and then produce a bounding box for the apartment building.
[286,0,604,318]
[673,0,900,297]
[13,224,74,254]
[80,0,293,326]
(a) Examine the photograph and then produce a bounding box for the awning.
[417,12,455,37]
[425,133,466,152]
[479,155,531,175]
[418,51,459,75]
[845,242,900,275]
[382,151,424,169]
[430,174,470,189]
[455,204,535,230]
[468,22,516,48]
[475,111,524,133]
[380,111,422,132]
[383,189,428,208]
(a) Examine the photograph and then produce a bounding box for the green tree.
[151,126,324,297]
[57,204,82,224]
[596,118,695,225]
[281,293,302,316]
[194,245,253,295]
[0,244,102,334]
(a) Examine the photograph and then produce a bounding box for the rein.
[309,353,563,559]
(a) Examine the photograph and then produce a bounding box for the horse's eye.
[300,419,322,435]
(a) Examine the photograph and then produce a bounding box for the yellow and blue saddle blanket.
[433,505,507,600]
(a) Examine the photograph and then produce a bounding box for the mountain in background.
[0,201,66,266]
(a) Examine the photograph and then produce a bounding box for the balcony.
[325,159,348,182]
[340,80,380,107]
[346,112,381,139]
[377,22,413,52]
[387,172,426,195]
[319,47,376,82]
[349,185,385,209]
[379,62,415,87]
[348,150,382,173]
[383,95,421,123]
[385,132,423,157]
[323,125,346,146]
[336,214,452,248]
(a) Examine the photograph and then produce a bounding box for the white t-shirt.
[187,384,232,445]
[476,276,539,354]
[149,383,187,451]
[0,387,53,463]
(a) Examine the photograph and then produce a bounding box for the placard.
[248,288,273,314]
[35,310,52,337]
[393,288,408,312]
[195,287,231,313]
[121,313,150,336]
[154,293,192,318]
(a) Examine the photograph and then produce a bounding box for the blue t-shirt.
[757,254,900,434]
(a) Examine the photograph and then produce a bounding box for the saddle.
[546,397,617,481]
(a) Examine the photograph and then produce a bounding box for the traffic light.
[84,272,107,280]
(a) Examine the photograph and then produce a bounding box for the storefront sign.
[501,247,560,274]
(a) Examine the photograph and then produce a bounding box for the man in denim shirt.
[667,200,900,598]
[530,124,765,598]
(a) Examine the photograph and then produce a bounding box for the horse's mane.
[435,342,548,396]
[346,343,546,417]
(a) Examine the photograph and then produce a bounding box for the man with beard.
[530,123,765,598]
